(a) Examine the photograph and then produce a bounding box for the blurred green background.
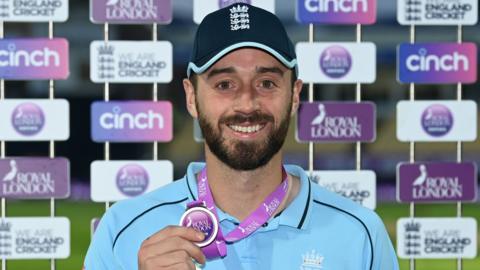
[1,201,478,269]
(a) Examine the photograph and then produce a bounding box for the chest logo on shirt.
[301,249,324,269]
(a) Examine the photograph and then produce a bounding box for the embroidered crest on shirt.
[300,249,324,270]
[230,5,250,31]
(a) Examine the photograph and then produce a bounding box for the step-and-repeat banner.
[0,0,477,268]
[0,0,72,263]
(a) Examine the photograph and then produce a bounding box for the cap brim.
[187,41,298,77]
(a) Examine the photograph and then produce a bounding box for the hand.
[138,226,206,270]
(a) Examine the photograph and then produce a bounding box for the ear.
[290,79,303,117]
[183,78,198,118]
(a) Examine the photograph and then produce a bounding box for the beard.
[196,99,292,171]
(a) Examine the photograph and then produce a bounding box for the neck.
[203,146,285,221]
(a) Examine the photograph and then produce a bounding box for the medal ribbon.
[196,166,289,242]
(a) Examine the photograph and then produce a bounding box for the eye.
[215,81,234,91]
[260,80,277,89]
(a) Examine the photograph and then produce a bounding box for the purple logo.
[0,39,69,80]
[320,45,352,78]
[115,164,149,197]
[296,0,376,24]
[421,104,453,137]
[219,0,251,8]
[397,162,477,202]
[297,102,376,142]
[0,158,70,199]
[11,102,45,136]
[181,208,217,247]
[398,43,477,84]
[91,0,173,24]
[91,101,173,142]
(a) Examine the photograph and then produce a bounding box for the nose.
[233,84,260,114]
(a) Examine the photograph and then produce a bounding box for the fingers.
[138,225,207,270]
[141,252,196,270]
[143,226,204,245]
[140,236,206,265]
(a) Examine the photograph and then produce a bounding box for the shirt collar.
[184,162,312,230]
[276,164,312,230]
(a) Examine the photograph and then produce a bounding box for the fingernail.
[196,232,204,240]
[193,260,204,269]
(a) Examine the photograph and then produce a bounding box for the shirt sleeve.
[370,215,400,270]
[83,212,123,270]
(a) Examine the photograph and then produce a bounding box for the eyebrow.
[206,67,236,79]
[256,66,285,76]
[205,66,285,79]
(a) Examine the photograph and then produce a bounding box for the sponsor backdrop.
[395,0,479,267]
[0,0,72,267]
[0,0,478,269]
[88,0,175,248]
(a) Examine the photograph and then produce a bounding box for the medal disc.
[180,206,219,247]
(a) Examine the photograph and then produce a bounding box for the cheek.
[197,100,225,124]
[271,96,293,116]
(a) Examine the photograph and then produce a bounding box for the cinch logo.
[99,106,164,130]
[91,101,172,142]
[0,44,60,67]
[105,0,158,20]
[304,0,368,13]
[398,43,476,84]
[406,48,469,72]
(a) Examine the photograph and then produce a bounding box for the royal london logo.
[301,249,324,269]
[310,104,362,139]
[411,164,463,200]
[230,5,250,31]
[105,0,159,20]
[1,159,56,196]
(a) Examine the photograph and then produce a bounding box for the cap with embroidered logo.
[187,3,297,77]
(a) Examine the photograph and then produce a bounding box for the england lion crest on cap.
[230,5,250,31]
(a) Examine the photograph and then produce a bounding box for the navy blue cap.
[187,4,297,77]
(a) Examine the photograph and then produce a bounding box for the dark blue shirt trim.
[112,197,188,250]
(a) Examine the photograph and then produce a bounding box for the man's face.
[184,48,302,171]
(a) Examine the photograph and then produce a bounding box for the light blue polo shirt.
[85,162,399,270]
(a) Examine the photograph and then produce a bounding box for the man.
[85,4,399,270]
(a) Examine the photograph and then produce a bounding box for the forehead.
[206,48,288,73]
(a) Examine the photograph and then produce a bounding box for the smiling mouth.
[227,124,266,134]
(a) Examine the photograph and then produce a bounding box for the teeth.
[229,124,263,133]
